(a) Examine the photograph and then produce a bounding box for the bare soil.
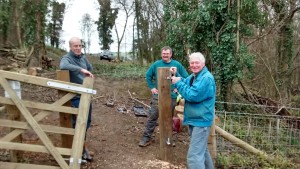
[0,58,190,169]
[81,76,189,169]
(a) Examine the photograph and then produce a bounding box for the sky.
[58,0,133,53]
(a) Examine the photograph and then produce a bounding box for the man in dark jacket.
[60,37,94,162]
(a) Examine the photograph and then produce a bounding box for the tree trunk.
[272,0,296,104]
[28,0,46,68]
[7,0,22,48]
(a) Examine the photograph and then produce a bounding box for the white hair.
[189,52,205,63]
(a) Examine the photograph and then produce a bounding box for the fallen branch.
[92,95,104,100]
[127,90,150,108]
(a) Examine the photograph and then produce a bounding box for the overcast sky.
[58,0,133,53]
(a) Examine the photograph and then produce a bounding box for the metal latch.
[47,81,97,94]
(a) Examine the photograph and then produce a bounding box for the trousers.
[143,94,176,139]
[71,98,92,130]
[187,126,214,169]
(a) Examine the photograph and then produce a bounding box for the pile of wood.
[0,47,30,63]
[0,46,54,70]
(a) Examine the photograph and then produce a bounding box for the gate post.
[158,68,173,162]
[56,70,73,148]
[208,115,217,166]
[5,80,22,162]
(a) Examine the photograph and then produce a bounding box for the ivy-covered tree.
[164,0,265,108]
[269,0,300,103]
[0,0,22,48]
[0,0,11,46]
[23,0,49,67]
[96,0,118,50]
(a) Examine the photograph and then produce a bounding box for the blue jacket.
[174,67,216,127]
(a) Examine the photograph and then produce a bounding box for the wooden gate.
[0,70,96,169]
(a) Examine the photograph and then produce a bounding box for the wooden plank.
[0,119,75,135]
[54,93,77,106]
[0,93,76,142]
[0,96,78,114]
[0,70,93,95]
[157,68,173,162]
[0,162,61,169]
[0,77,69,169]
[70,77,94,169]
[0,141,71,155]
[57,70,73,149]
[1,111,51,142]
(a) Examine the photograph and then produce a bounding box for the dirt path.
[80,77,189,169]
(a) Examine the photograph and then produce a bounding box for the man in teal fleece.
[59,37,94,162]
[138,46,188,147]
[170,52,216,169]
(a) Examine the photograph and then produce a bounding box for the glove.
[176,93,182,104]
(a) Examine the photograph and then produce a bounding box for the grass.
[92,61,147,79]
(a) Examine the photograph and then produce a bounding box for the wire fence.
[216,111,300,153]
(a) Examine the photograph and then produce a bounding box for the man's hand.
[150,88,158,94]
[171,76,181,84]
[169,67,177,75]
[80,69,94,78]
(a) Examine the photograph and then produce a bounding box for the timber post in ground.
[158,67,173,162]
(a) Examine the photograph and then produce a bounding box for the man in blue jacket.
[60,37,94,162]
[138,46,189,147]
[170,52,216,169]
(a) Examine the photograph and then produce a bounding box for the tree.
[80,13,94,54]
[164,0,259,108]
[47,1,65,49]
[133,0,165,64]
[0,0,12,46]
[23,0,49,67]
[96,0,118,50]
[1,0,22,48]
[114,0,134,60]
[269,0,300,104]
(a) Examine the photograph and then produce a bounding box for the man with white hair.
[170,52,216,169]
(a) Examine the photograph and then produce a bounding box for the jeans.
[71,98,92,130]
[143,94,176,139]
[187,126,214,169]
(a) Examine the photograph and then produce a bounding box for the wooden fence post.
[7,105,22,162]
[158,68,173,162]
[56,70,73,148]
[4,80,22,162]
[208,116,217,166]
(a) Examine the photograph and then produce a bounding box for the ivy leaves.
[164,0,259,100]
